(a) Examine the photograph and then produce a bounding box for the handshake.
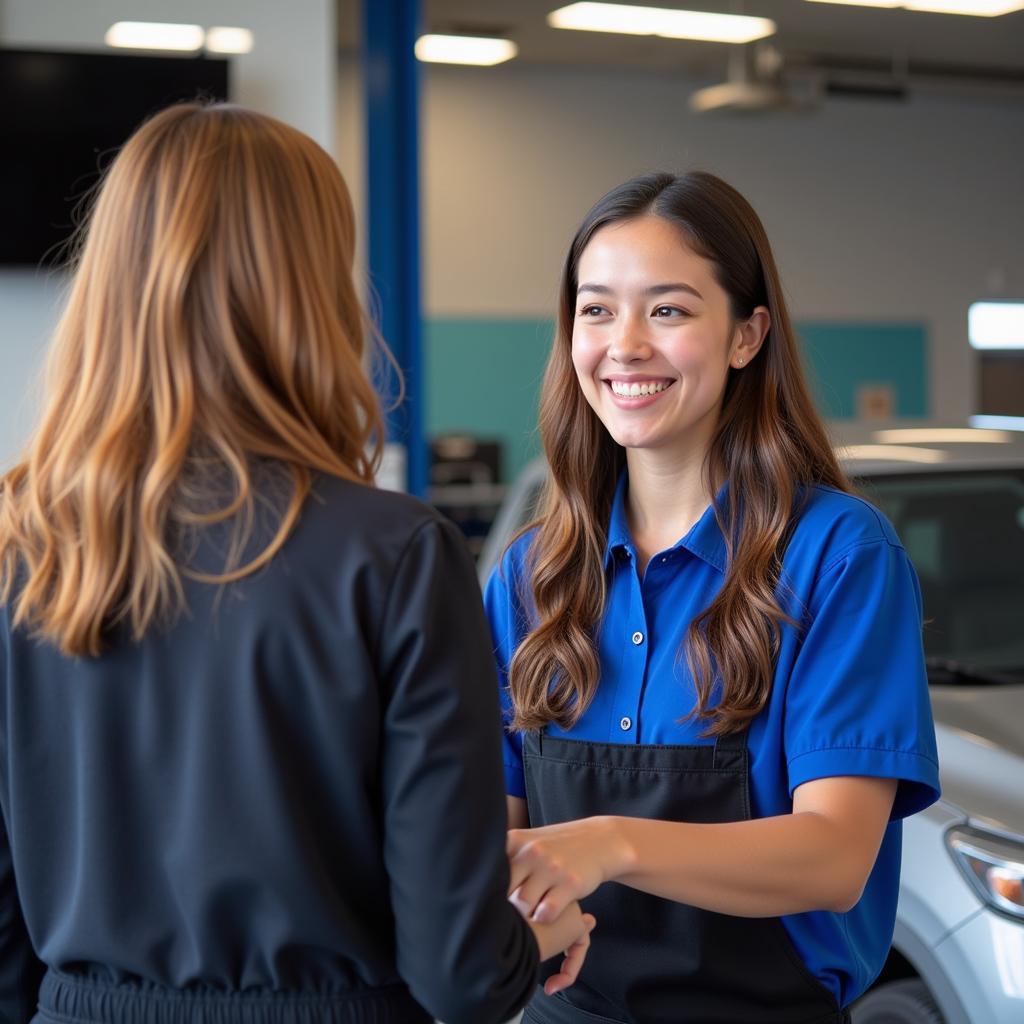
[505,822,607,997]
[515,895,594,997]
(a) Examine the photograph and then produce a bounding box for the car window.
[858,470,1024,675]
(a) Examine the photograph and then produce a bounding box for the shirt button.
[631,630,644,645]
[620,716,632,731]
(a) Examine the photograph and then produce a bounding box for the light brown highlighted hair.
[0,103,385,656]
[509,171,850,736]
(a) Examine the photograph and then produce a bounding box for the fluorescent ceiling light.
[548,3,776,43]
[205,27,254,54]
[414,34,518,65]
[836,444,948,463]
[105,21,204,51]
[873,428,1011,444]
[806,0,1024,14]
[969,301,1024,350]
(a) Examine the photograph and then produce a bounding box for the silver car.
[476,421,1024,1024]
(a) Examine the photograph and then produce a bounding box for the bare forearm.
[605,813,869,916]
[509,777,896,924]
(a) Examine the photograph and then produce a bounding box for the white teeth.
[610,380,669,397]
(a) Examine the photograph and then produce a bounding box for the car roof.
[829,418,1024,476]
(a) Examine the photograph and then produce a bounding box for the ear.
[729,306,770,369]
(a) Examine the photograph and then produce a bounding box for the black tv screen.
[0,48,229,266]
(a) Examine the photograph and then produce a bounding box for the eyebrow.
[577,281,704,301]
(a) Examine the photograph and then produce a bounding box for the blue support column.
[363,0,427,496]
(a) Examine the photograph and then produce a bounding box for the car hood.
[930,684,1024,838]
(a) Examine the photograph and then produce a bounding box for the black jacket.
[0,474,538,1024]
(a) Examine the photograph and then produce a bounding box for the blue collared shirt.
[484,475,940,1008]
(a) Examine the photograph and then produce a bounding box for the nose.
[607,314,652,364]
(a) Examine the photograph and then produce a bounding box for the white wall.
[338,59,1024,422]
[0,0,335,466]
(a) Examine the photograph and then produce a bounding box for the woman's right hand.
[524,903,596,996]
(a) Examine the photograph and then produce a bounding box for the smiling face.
[571,214,767,465]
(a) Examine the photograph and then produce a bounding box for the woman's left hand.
[507,816,630,924]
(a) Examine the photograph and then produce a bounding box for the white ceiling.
[340,1,1024,94]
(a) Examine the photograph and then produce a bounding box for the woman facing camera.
[0,103,592,1024]
[485,171,939,1023]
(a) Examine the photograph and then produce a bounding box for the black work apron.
[521,728,850,1024]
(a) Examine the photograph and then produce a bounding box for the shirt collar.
[604,471,728,574]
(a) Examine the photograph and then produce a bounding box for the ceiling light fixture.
[548,3,776,44]
[104,22,205,51]
[414,34,518,65]
[806,0,1024,15]
[969,301,1024,350]
[205,27,254,54]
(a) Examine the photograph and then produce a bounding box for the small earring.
[737,357,745,366]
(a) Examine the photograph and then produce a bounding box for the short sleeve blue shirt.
[483,476,940,1008]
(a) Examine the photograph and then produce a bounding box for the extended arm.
[508,535,938,924]
[508,775,897,921]
[378,519,591,1023]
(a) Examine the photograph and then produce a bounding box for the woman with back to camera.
[0,102,594,1024]
[484,171,940,1023]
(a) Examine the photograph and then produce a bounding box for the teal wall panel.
[427,318,929,481]
[426,318,553,480]
[798,322,929,420]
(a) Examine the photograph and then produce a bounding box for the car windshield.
[858,469,1024,681]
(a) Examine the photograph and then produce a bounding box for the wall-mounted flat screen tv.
[0,49,229,266]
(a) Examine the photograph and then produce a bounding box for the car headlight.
[946,825,1024,921]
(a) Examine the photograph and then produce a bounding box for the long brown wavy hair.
[0,103,386,656]
[509,171,850,736]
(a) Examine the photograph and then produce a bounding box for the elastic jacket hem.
[35,970,432,1024]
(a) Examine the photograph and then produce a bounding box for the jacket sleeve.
[375,517,539,1024]
[0,609,46,1024]
[0,798,45,1023]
